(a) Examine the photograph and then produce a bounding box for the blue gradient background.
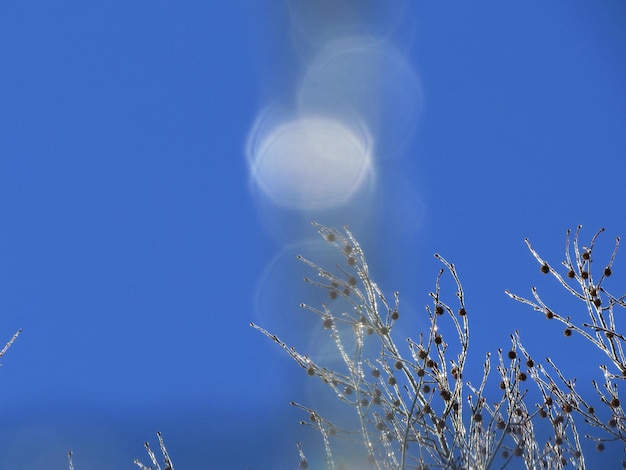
[1,1,625,468]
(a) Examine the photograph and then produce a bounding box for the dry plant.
[67,432,174,470]
[252,223,625,469]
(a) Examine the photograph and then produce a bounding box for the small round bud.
[344,386,353,395]
[610,397,620,408]
[440,389,451,401]
[518,372,527,381]
[539,409,547,418]
[417,368,425,377]
[394,360,403,370]
[391,311,399,320]
[526,359,534,368]
[371,368,380,378]
[555,436,563,446]
[343,245,352,254]
[567,269,575,279]
[458,307,467,316]
[385,411,394,421]
[545,309,554,319]
[474,412,482,423]
[323,318,333,329]
[329,290,338,300]
[387,376,397,386]
[508,350,517,360]
[348,277,357,286]
[582,251,590,260]
[593,298,602,307]
[434,335,443,345]
[563,328,572,337]
[596,443,605,452]
[346,257,356,266]
[435,305,444,315]
[581,271,589,279]
[541,263,550,274]
[325,233,335,242]
[422,384,431,393]
[604,267,612,277]
[306,367,315,376]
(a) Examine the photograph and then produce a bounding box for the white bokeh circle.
[248,114,373,210]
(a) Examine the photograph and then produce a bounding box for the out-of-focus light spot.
[286,0,411,49]
[247,115,373,210]
[298,36,422,156]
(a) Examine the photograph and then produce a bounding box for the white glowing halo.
[298,36,421,156]
[248,115,373,210]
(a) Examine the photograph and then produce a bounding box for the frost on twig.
[255,223,602,469]
[134,432,174,470]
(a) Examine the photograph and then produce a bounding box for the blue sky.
[1,1,625,468]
